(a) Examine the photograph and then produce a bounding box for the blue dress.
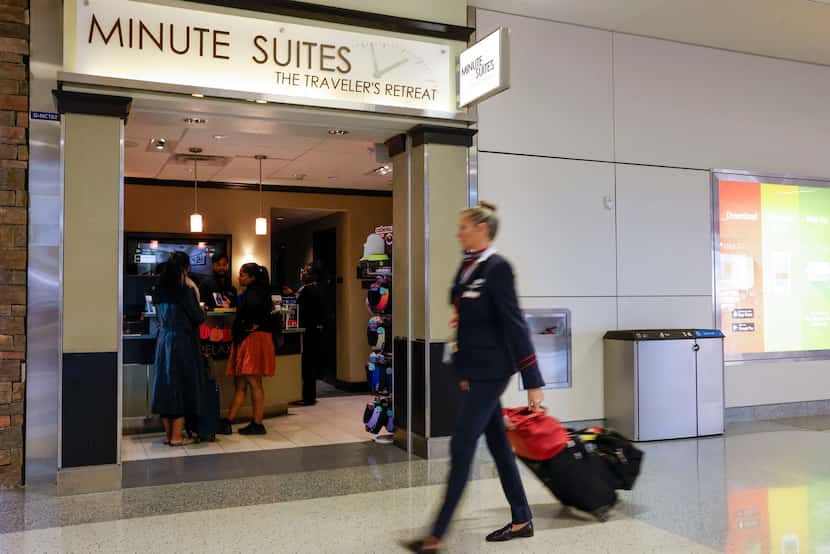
[151,285,207,418]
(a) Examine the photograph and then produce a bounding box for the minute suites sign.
[64,0,462,116]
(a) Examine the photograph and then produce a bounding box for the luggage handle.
[503,406,554,431]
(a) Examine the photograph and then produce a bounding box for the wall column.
[55,90,131,494]
[388,125,476,458]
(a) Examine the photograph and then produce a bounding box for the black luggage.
[577,427,644,491]
[186,380,220,442]
[519,436,618,522]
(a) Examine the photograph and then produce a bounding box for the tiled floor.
[7,418,830,553]
[121,395,376,461]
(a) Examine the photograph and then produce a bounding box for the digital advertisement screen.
[715,173,830,359]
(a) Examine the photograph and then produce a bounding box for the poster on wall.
[714,170,830,360]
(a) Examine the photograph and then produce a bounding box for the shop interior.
[119,96,400,462]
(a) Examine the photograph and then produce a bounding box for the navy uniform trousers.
[432,377,532,539]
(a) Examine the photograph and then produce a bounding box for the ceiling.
[472,0,830,67]
[270,207,338,231]
[124,96,408,191]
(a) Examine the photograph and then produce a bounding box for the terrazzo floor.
[2,418,830,553]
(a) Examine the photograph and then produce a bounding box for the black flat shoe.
[485,521,534,542]
[401,539,441,553]
[238,422,266,435]
[219,418,233,435]
[290,400,317,406]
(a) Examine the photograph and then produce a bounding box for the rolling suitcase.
[518,437,618,521]
[503,408,618,522]
[186,380,220,442]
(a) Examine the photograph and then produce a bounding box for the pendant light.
[189,147,203,233]
[255,154,268,236]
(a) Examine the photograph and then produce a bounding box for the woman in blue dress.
[151,251,207,446]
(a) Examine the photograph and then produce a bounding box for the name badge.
[462,290,481,299]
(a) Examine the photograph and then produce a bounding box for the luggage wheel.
[591,505,613,523]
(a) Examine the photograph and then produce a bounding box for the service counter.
[123,311,304,435]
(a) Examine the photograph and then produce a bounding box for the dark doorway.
[312,228,338,384]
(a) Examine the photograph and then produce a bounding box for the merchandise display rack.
[358,226,394,444]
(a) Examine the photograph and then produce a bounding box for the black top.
[297,283,324,331]
[232,283,275,344]
[603,329,724,341]
[451,254,545,389]
[199,273,238,310]
[153,285,207,331]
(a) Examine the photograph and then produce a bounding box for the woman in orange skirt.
[221,263,276,436]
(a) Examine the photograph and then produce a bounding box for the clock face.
[357,40,440,85]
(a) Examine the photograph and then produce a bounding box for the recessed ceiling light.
[328,176,338,180]
[192,93,205,98]
[151,137,167,151]
[328,129,349,136]
[183,117,207,125]
[255,99,268,104]
[276,217,285,221]
[213,134,226,140]
[373,165,392,176]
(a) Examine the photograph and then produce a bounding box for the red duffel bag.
[502,407,570,461]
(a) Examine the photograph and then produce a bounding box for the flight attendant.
[407,202,545,552]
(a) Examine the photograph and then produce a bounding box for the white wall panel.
[614,34,830,177]
[618,296,714,330]
[726,359,830,408]
[502,297,617,422]
[476,9,614,161]
[616,165,713,296]
[479,153,616,297]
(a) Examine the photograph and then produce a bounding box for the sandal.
[169,439,194,447]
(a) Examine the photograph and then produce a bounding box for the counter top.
[143,311,236,318]
[124,328,305,341]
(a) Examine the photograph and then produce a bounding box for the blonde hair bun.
[479,201,498,212]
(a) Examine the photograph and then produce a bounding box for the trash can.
[603,329,725,441]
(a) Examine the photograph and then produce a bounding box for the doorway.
[117,95,402,479]
[313,227,338,387]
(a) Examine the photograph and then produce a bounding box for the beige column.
[387,126,476,457]
[56,91,131,494]
[62,113,122,353]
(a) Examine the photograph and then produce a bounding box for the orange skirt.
[226,331,276,377]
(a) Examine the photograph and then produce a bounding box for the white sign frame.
[66,0,462,118]
[457,27,510,108]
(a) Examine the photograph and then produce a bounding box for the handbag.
[502,407,570,461]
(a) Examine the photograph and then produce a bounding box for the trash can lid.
[603,329,724,341]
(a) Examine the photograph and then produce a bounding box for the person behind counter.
[151,251,207,447]
[292,264,324,406]
[221,263,277,435]
[199,254,237,309]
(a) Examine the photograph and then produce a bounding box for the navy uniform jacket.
[452,253,545,389]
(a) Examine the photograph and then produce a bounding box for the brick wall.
[0,0,28,488]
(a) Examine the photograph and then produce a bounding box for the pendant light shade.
[255,155,268,236]
[189,148,204,233]
[190,213,204,233]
